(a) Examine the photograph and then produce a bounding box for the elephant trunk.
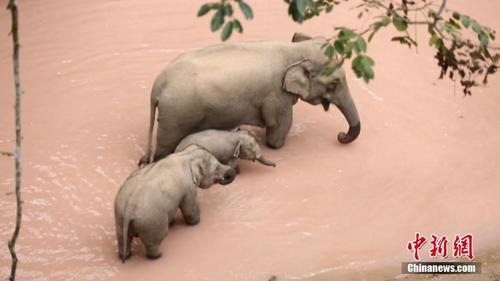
[257,156,276,167]
[336,85,361,144]
[218,168,236,185]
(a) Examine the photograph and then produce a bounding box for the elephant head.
[233,129,276,167]
[282,33,361,144]
[189,147,236,188]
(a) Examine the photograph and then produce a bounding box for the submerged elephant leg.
[180,195,200,225]
[263,106,292,149]
[140,231,165,259]
[144,243,162,259]
[136,215,169,260]
[153,126,187,161]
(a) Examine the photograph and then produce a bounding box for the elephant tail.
[138,88,159,166]
[121,215,132,263]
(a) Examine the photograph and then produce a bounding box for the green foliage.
[391,36,417,49]
[210,8,224,32]
[321,28,374,83]
[320,27,373,82]
[199,0,499,94]
[221,21,234,41]
[197,0,252,41]
[237,0,253,19]
[367,16,390,42]
[392,15,408,32]
[352,55,374,82]
[424,10,498,94]
[284,0,341,23]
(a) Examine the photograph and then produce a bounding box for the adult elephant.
[139,32,361,165]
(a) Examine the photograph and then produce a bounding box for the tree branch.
[6,0,23,280]
[435,0,448,22]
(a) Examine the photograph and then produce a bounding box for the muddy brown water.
[1,0,499,280]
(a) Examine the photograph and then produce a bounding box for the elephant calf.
[174,128,276,171]
[114,145,236,262]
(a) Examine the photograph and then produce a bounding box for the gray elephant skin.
[175,128,276,171]
[139,32,361,165]
[114,145,236,262]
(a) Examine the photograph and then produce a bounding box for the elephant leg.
[263,105,293,149]
[180,195,200,226]
[140,230,165,259]
[153,125,188,162]
[136,215,169,259]
[144,243,162,260]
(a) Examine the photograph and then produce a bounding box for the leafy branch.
[197,0,253,41]
[198,0,499,95]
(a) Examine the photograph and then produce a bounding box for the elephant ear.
[233,141,241,158]
[282,60,313,100]
[292,32,312,42]
[189,160,204,186]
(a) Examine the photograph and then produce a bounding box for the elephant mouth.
[321,99,330,111]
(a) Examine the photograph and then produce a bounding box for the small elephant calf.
[175,128,276,171]
[114,145,236,262]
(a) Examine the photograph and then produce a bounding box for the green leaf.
[325,4,333,13]
[471,20,482,34]
[429,34,444,49]
[354,36,367,54]
[323,44,335,59]
[197,3,212,17]
[339,28,356,40]
[427,9,442,21]
[238,0,253,20]
[365,55,375,66]
[352,55,375,83]
[452,12,461,20]
[363,65,374,82]
[221,21,234,41]
[427,23,436,36]
[391,36,417,48]
[479,32,489,46]
[233,19,243,33]
[334,40,345,54]
[368,16,390,42]
[224,4,233,17]
[392,16,408,31]
[344,43,353,59]
[295,0,308,16]
[321,66,336,76]
[321,61,343,77]
[460,15,470,28]
[211,9,224,32]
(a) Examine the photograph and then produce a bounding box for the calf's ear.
[189,160,203,186]
[233,141,241,158]
[292,32,312,42]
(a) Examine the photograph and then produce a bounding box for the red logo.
[407,232,427,261]
[430,235,448,259]
[407,233,474,261]
[453,234,474,260]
